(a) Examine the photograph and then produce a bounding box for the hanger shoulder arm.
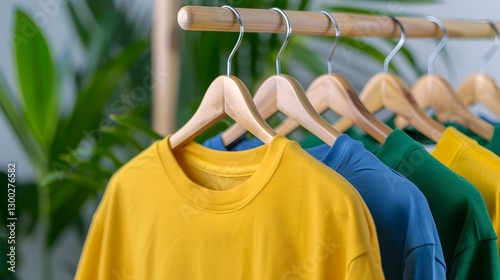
[311,74,391,143]
[329,74,391,143]
[276,75,341,145]
[395,75,453,130]
[274,74,333,136]
[223,76,277,144]
[424,75,494,140]
[172,76,276,150]
[332,73,386,133]
[170,76,229,150]
[382,74,445,142]
[458,73,500,116]
[457,74,482,106]
[220,76,279,146]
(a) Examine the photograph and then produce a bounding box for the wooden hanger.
[169,6,276,150]
[458,74,500,116]
[395,16,494,140]
[457,20,500,116]
[361,73,445,142]
[400,75,494,140]
[221,8,341,147]
[274,11,391,144]
[333,16,445,142]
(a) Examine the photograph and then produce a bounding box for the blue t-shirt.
[204,134,446,280]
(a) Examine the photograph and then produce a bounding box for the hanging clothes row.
[75,6,500,280]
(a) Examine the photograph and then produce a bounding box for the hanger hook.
[222,5,244,76]
[271,7,292,75]
[425,16,448,75]
[384,16,406,73]
[320,11,341,75]
[480,19,500,73]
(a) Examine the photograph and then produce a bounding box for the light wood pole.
[152,0,180,135]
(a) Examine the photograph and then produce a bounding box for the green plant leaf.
[298,0,310,10]
[13,9,57,151]
[0,72,46,172]
[85,0,115,25]
[336,37,399,73]
[0,173,39,235]
[81,11,118,84]
[67,1,91,47]
[51,40,149,158]
[287,40,327,77]
[102,130,145,154]
[46,181,98,246]
[93,147,123,169]
[271,0,289,9]
[110,114,163,140]
[102,126,145,152]
[382,38,423,76]
[42,172,103,191]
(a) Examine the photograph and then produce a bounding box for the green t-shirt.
[374,129,499,279]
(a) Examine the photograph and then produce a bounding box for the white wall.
[0,0,499,279]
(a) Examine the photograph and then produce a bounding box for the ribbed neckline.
[158,135,288,213]
[433,127,500,172]
[375,129,423,169]
[432,127,464,167]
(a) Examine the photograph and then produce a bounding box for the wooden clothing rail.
[153,5,500,135]
[178,6,500,38]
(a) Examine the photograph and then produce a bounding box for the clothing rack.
[152,5,500,135]
[178,6,500,38]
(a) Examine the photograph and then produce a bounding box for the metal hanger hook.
[320,11,341,75]
[480,19,500,73]
[425,16,448,75]
[384,16,406,73]
[271,7,292,75]
[222,5,244,76]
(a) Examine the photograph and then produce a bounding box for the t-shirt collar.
[158,135,288,213]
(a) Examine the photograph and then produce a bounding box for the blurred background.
[0,0,499,279]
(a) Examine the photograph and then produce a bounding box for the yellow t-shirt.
[75,135,384,280]
[432,127,500,253]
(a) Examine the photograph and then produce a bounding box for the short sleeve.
[450,239,500,279]
[403,244,446,280]
[75,175,136,280]
[346,252,386,280]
